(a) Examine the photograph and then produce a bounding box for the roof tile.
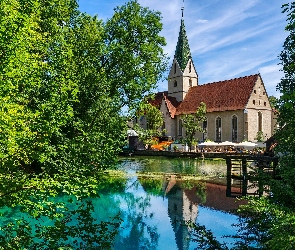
[176,74,259,114]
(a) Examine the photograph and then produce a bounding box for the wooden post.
[258,160,264,197]
[226,157,232,197]
[242,158,247,196]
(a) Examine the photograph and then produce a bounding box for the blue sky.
[78,0,289,98]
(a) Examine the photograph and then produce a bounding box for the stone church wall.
[247,108,272,142]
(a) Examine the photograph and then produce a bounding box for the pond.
[110,156,247,249]
[0,156,248,249]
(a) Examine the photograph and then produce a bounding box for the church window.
[189,61,192,73]
[178,119,183,136]
[215,117,221,142]
[258,112,262,131]
[253,100,255,105]
[189,79,192,87]
[263,91,266,95]
[174,80,177,87]
[232,115,238,142]
[174,63,176,74]
[259,100,261,105]
[264,101,266,106]
[202,119,207,141]
[254,90,256,94]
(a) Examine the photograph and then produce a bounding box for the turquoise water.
[0,157,244,249]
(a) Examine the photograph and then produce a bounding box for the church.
[141,8,274,143]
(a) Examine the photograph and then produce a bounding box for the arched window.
[203,119,207,141]
[178,119,182,136]
[232,115,238,142]
[174,80,177,87]
[216,117,221,142]
[258,112,262,131]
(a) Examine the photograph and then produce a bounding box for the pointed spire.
[174,1,192,72]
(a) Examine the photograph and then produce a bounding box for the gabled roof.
[148,91,168,107]
[174,18,191,71]
[148,91,180,118]
[176,74,259,114]
[163,95,180,118]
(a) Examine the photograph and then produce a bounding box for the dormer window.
[174,80,177,87]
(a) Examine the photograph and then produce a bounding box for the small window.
[254,90,256,94]
[253,100,255,105]
[216,117,221,142]
[189,79,192,87]
[174,63,177,74]
[258,112,262,131]
[259,100,261,105]
[189,61,192,73]
[178,119,182,136]
[264,101,266,106]
[232,115,238,142]
[174,80,177,87]
[263,92,266,95]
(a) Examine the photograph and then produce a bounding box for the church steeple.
[174,4,191,72]
[168,1,198,103]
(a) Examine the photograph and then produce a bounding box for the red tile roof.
[163,95,180,118]
[148,91,168,107]
[148,91,180,118]
[176,74,259,114]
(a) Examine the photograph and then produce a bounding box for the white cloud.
[196,19,208,24]
[79,0,288,99]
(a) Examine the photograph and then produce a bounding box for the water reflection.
[0,157,245,249]
[115,157,245,249]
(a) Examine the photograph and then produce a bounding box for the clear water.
[111,156,245,249]
[0,156,245,249]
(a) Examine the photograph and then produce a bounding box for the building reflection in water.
[163,176,247,250]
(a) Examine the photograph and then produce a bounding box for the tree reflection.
[114,182,160,249]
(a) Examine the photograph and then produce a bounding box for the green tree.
[0,0,168,247]
[273,1,295,208]
[268,95,278,109]
[104,0,168,112]
[181,102,206,150]
[134,102,164,148]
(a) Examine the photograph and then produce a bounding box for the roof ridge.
[194,74,259,86]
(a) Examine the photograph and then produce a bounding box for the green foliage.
[134,102,164,147]
[255,131,265,142]
[104,0,168,112]
[138,177,164,196]
[181,102,206,149]
[273,2,295,209]
[234,197,295,250]
[268,95,278,109]
[0,0,168,247]
[188,221,229,250]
